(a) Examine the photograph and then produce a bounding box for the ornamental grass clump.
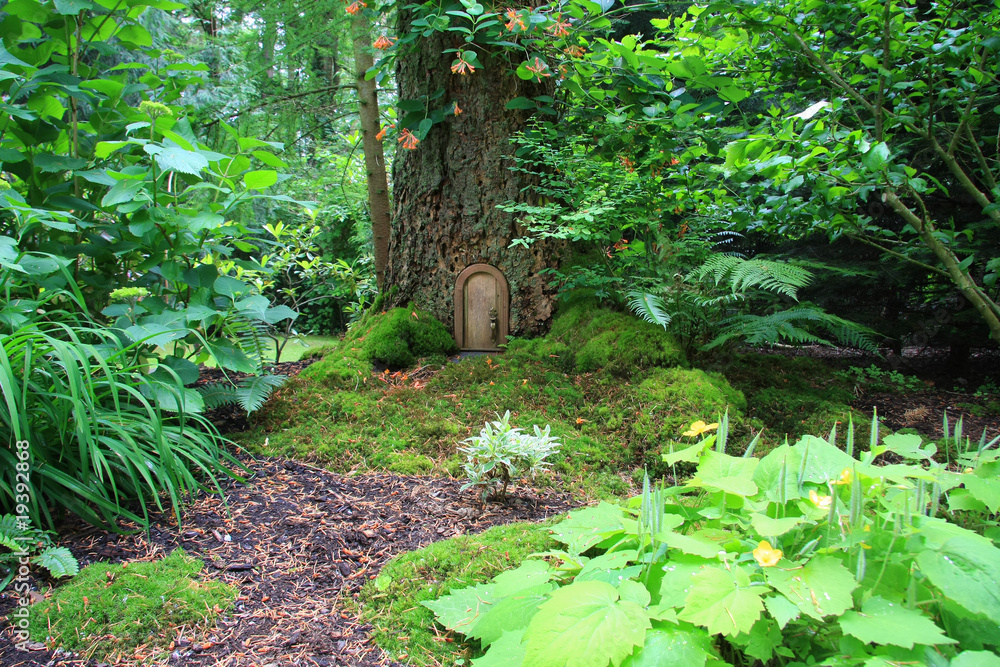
[427,412,1000,666]
[460,411,561,501]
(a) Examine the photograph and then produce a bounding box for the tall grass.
[0,317,243,529]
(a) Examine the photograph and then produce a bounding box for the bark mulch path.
[0,457,579,667]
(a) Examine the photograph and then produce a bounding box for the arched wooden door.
[454,264,509,351]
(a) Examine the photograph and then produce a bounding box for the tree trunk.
[351,16,391,291]
[386,23,563,337]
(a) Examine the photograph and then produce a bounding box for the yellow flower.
[809,489,832,509]
[682,420,719,438]
[833,468,853,485]
[753,540,783,567]
[963,467,974,474]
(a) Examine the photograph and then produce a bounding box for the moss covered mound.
[300,306,457,387]
[547,295,686,376]
[30,549,235,658]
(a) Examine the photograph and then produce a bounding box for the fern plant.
[0,515,79,589]
[628,255,879,354]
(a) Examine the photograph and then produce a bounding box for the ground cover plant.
[29,549,236,661]
[424,417,1000,666]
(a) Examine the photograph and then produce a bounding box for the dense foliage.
[427,418,1000,666]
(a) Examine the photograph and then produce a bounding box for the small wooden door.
[455,264,509,351]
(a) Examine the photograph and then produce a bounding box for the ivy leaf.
[839,596,955,649]
[679,565,765,637]
[621,623,718,667]
[524,580,650,667]
[765,556,856,620]
[421,582,497,635]
[689,451,758,497]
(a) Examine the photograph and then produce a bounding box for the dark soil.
[0,457,578,667]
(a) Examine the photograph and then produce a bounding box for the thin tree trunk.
[351,16,391,291]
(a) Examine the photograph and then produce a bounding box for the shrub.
[460,411,561,501]
[425,415,1000,666]
[0,319,242,529]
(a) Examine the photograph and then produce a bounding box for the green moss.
[355,521,557,665]
[30,549,235,659]
[548,296,685,376]
[298,345,372,389]
[387,450,435,475]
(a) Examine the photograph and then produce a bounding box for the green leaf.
[862,142,890,171]
[472,629,528,667]
[147,145,209,175]
[750,513,804,537]
[658,554,713,608]
[621,624,718,667]
[658,530,725,559]
[524,580,650,667]
[101,179,146,207]
[235,375,286,414]
[35,154,88,172]
[839,596,955,649]
[663,440,710,466]
[422,582,497,635]
[244,169,278,190]
[125,322,187,347]
[963,472,1000,513]
[506,97,537,110]
[549,502,624,554]
[117,24,153,46]
[207,339,257,373]
[53,0,95,13]
[952,652,1000,667]
[493,560,553,597]
[214,276,250,298]
[763,594,800,629]
[468,583,553,646]
[678,565,765,637]
[251,150,288,169]
[915,519,1000,619]
[159,356,200,385]
[689,451,758,496]
[765,556,856,620]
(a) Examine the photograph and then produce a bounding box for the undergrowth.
[354,521,556,666]
[30,549,235,662]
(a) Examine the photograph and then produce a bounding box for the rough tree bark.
[386,18,564,337]
[351,16,391,291]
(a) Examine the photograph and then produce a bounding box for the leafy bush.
[836,364,926,394]
[425,416,1000,666]
[460,411,561,501]
[30,549,236,658]
[0,317,242,529]
[0,515,78,589]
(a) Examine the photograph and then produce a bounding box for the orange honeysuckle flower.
[564,45,586,57]
[345,0,366,14]
[547,14,571,37]
[809,489,832,509]
[753,540,783,567]
[453,101,462,115]
[375,126,387,141]
[373,35,395,49]
[682,420,718,438]
[833,468,853,485]
[398,128,419,150]
[525,57,551,80]
[451,54,475,75]
[505,8,526,31]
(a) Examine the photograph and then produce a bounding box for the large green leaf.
[689,451,758,496]
[915,519,1000,619]
[421,582,497,635]
[549,502,624,554]
[765,555,856,620]
[468,583,553,646]
[472,629,527,667]
[839,596,955,649]
[147,144,209,175]
[244,169,278,189]
[679,565,765,636]
[658,554,713,608]
[952,652,1000,667]
[125,322,187,347]
[524,580,650,667]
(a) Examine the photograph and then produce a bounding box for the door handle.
[489,306,498,345]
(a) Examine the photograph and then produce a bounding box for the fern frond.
[197,383,241,410]
[33,547,79,578]
[698,255,813,299]
[224,315,269,373]
[236,374,287,414]
[626,291,671,329]
[704,307,881,352]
